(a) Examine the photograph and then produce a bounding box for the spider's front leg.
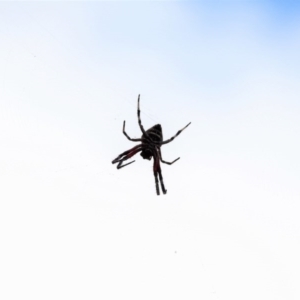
[153,169,160,195]
[112,144,142,169]
[153,153,167,195]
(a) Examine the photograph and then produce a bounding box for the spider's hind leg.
[137,94,148,136]
[158,149,180,165]
[160,122,191,145]
[122,120,142,142]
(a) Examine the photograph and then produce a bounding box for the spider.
[112,95,191,195]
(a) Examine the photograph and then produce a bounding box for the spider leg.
[137,94,150,138]
[122,120,142,142]
[112,144,142,169]
[153,153,167,195]
[157,168,167,195]
[116,160,135,169]
[153,169,160,196]
[158,148,180,165]
[160,122,191,145]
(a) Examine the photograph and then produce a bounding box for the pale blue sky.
[1,1,300,299]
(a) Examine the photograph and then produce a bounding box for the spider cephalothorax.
[112,95,191,195]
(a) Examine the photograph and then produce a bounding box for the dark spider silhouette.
[112,95,191,195]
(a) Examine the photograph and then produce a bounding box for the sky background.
[0,1,300,299]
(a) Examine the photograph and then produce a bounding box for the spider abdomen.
[140,124,162,160]
[142,124,163,143]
